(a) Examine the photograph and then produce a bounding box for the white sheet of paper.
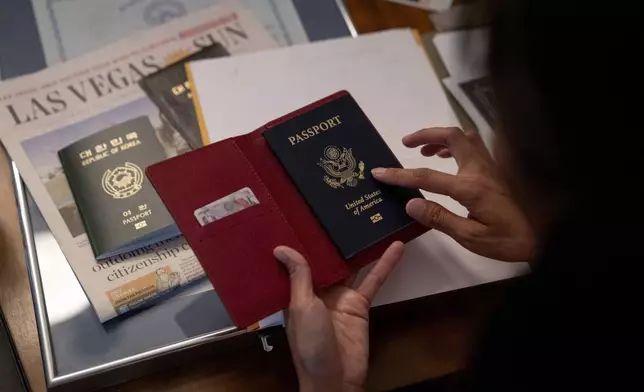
[433,28,489,81]
[189,29,528,307]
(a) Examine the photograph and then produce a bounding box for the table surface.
[0,1,511,391]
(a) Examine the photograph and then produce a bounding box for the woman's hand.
[274,242,405,392]
[372,127,534,262]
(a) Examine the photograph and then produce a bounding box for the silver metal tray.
[13,161,247,390]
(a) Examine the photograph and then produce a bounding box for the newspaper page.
[1,2,278,322]
[31,0,308,65]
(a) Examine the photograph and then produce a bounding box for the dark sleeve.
[459,223,637,392]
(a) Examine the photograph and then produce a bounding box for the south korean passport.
[263,93,423,258]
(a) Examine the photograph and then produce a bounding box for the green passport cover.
[263,93,423,259]
[58,116,179,259]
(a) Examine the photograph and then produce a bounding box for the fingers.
[402,127,473,165]
[412,128,491,163]
[405,198,484,242]
[274,246,315,304]
[357,241,404,301]
[420,144,452,158]
[371,167,463,199]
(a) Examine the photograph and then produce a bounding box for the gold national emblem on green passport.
[101,162,144,199]
[318,145,365,189]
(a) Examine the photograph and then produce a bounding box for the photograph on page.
[442,75,496,151]
[458,76,497,128]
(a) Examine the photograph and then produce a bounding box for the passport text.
[288,115,342,146]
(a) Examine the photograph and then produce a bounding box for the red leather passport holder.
[146,91,427,327]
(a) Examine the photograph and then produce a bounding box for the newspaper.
[31,0,308,65]
[1,2,278,322]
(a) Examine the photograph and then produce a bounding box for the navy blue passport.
[263,93,423,259]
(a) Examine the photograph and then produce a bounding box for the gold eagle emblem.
[102,162,143,199]
[318,145,365,189]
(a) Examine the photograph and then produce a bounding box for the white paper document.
[189,29,529,307]
[31,0,308,65]
[433,28,489,81]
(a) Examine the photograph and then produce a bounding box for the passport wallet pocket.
[194,206,299,324]
[194,201,276,240]
[147,138,307,326]
[192,140,293,241]
[147,139,279,237]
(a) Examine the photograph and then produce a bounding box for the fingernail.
[406,199,425,218]
[371,168,386,176]
[273,247,289,264]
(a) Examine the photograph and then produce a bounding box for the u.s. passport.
[263,93,423,258]
[59,116,180,260]
[146,91,428,327]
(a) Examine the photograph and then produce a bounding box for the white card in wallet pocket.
[193,187,259,226]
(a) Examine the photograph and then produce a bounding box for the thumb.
[274,246,315,304]
[406,198,482,242]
